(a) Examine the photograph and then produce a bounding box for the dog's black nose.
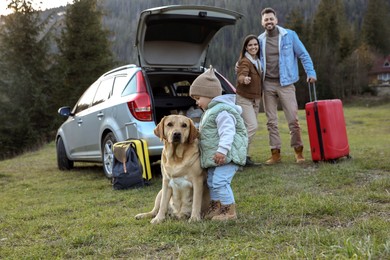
[173,132,182,142]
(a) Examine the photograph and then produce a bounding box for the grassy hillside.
[0,102,389,259]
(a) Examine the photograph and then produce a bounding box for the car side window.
[73,81,99,114]
[121,75,137,97]
[92,77,114,106]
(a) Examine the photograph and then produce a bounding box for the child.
[189,66,248,221]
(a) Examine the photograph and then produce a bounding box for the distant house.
[369,55,390,95]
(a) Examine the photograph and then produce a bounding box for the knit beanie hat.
[190,66,222,99]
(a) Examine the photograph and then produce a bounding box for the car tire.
[102,132,117,178]
[57,136,74,170]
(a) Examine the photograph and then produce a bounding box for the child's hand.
[213,152,226,165]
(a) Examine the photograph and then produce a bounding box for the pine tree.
[310,0,351,99]
[342,43,376,96]
[0,0,53,159]
[285,8,312,106]
[55,0,115,108]
[361,0,390,55]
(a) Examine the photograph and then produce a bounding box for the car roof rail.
[103,64,138,77]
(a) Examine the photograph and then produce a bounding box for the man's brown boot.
[204,200,221,220]
[265,149,281,165]
[294,146,305,163]
[212,204,237,221]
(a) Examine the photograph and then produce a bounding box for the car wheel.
[57,136,74,170]
[102,132,117,178]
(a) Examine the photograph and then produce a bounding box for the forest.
[100,0,369,70]
[0,0,389,159]
[37,0,390,100]
[98,0,388,98]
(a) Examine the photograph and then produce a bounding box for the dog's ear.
[154,116,166,141]
[188,119,199,144]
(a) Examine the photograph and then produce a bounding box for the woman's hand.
[244,76,251,85]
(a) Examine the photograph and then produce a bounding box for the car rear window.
[145,15,220,44]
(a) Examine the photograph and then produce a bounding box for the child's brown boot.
[204,200,221,220]
[211,204,237,221]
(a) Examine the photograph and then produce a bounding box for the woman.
[236,34,262,166]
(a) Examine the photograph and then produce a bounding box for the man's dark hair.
[261,7,276,17]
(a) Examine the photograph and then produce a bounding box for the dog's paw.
[135,212,157,220]
[188,215,201,223]
[135,213,145,220]
[151,217,165,224]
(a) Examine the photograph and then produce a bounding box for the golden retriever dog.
[135,115,209,224]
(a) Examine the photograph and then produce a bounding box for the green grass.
[1,102,389,259]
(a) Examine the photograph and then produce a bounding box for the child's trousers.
[207,163,239,205]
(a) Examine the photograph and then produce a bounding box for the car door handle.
[97,112,104,119]
[77,119,83,125]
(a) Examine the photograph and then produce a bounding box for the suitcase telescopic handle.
[308,82,317,102]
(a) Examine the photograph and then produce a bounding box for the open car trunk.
[136,5,242,124]
[146,70,235,124]
[136,5,242,69]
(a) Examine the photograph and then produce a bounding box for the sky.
[0,0,73,15]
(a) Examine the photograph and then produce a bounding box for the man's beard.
[265,23,275,31]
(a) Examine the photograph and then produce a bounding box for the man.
[259,7,317,164]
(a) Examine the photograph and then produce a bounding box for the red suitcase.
[305,83,350,162]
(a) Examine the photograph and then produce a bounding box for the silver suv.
[56,5,242,178]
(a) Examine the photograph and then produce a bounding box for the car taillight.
[127,71,153,121]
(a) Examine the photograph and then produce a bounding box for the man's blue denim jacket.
[258,25,317,87]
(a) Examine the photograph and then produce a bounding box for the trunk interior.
[146,71,202,125]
